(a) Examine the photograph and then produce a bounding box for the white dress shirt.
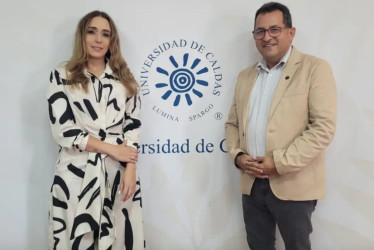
[247,47,292,157]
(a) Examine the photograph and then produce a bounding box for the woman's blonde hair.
[66,10,137,96]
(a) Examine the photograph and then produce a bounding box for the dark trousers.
[242,178,317,250]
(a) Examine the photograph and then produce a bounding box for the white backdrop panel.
[0,0,373,249]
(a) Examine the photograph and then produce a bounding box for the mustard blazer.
[225,47,337,200]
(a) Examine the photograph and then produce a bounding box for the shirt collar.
[84,60,113,78]
[103,62,113,75]
[256,46,293,72]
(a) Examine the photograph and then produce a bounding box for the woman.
[47,11,144,249]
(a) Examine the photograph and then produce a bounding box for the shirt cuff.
[125,138,138,149]
[77,133,89,151]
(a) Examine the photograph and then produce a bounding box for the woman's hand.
[119,163,137,202]
[86,137,138,164]
[110,140,138,163]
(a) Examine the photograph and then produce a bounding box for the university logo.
[155,53,208,107]
[140,39,223,122]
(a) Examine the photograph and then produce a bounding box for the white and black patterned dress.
[47,63,144,250]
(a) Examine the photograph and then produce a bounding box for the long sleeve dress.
[47,63,144,250]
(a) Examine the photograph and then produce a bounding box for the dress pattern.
[47,63,144,249]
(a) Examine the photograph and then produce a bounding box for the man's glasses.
[252,26,289,40]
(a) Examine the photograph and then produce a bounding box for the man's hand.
[256,156,278,176]
[236,154,278,178]
[235,154,268,178]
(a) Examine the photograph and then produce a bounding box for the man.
[225,2,336,250]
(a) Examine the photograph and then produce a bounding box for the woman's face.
[85,16,111,61]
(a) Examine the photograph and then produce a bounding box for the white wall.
[0,0,373,249]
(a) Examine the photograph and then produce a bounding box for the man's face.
[254,10,295,68]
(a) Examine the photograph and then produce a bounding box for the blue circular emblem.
[155,54,209,107]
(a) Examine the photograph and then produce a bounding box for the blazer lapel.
[268,47,302,122]
[242,67,258,130]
